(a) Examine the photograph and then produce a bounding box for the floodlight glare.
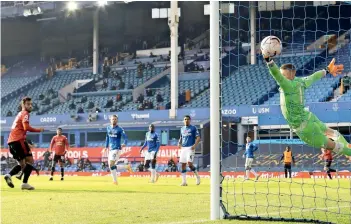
[67,1,78,11]
[98,0,108,7]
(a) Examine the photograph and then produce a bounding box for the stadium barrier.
[0,146,180,162]
[34,171,351,179]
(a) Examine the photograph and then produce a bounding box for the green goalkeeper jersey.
[267,61,325,129]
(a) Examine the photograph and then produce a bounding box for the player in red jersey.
[4,97,44,190]
[49,127,69,181]
[319,148,338,180]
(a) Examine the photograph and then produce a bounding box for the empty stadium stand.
[185,55,314,107]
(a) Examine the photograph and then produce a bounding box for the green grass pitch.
[1,175,350,224]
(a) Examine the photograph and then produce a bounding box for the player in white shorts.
[102,115,127,185]
[178,115,201,186]
[242,137,260,181]
[140,124,161,183]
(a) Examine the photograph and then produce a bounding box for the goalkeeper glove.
[325,58,344,77]
[262,53,272,63]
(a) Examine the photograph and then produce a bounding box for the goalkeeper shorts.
[294,112,328,148]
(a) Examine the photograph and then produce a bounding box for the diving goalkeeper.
[263,55,351,156]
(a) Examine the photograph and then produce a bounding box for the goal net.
[217,1,351,223]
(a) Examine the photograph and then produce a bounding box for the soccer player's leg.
[5,142,25,188]
[296,114,331,151]
[298,112,351,155]
[5,140,35,189]
[58,157,65,181]
[284,164,288,178]
[108,150,120,184]
[244,158,250,180]
[50,156,58,181]
[286,163,292,178]
[179,147,189,186]
[324,127,351,155]
[245,158,259,180]
[151,157,160,182]
[324,160,337,180]
[21,140,36,190]
[144,154,152,182]
[324,160,333,179]
[150,151,159,183]
[187,150,200,185]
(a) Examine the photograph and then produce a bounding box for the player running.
[263,54,351,156]
[4,97,44,190]
[178,115,201,186]
[319,148,338,180]
[140,124,161,183]
[49,128,69,181]
[280,146,295,178]
[242,137,260,181]
[102,115,127,185]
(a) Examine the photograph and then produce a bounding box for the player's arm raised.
[304,58,343,88]
[301,59,342,88]
[326,58,344,77]
[263,54,290,89]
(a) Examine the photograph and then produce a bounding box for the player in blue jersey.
[140,124,161,183]
[178,115,201,186]
[242,137,260,181]
[102,115,127,185]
